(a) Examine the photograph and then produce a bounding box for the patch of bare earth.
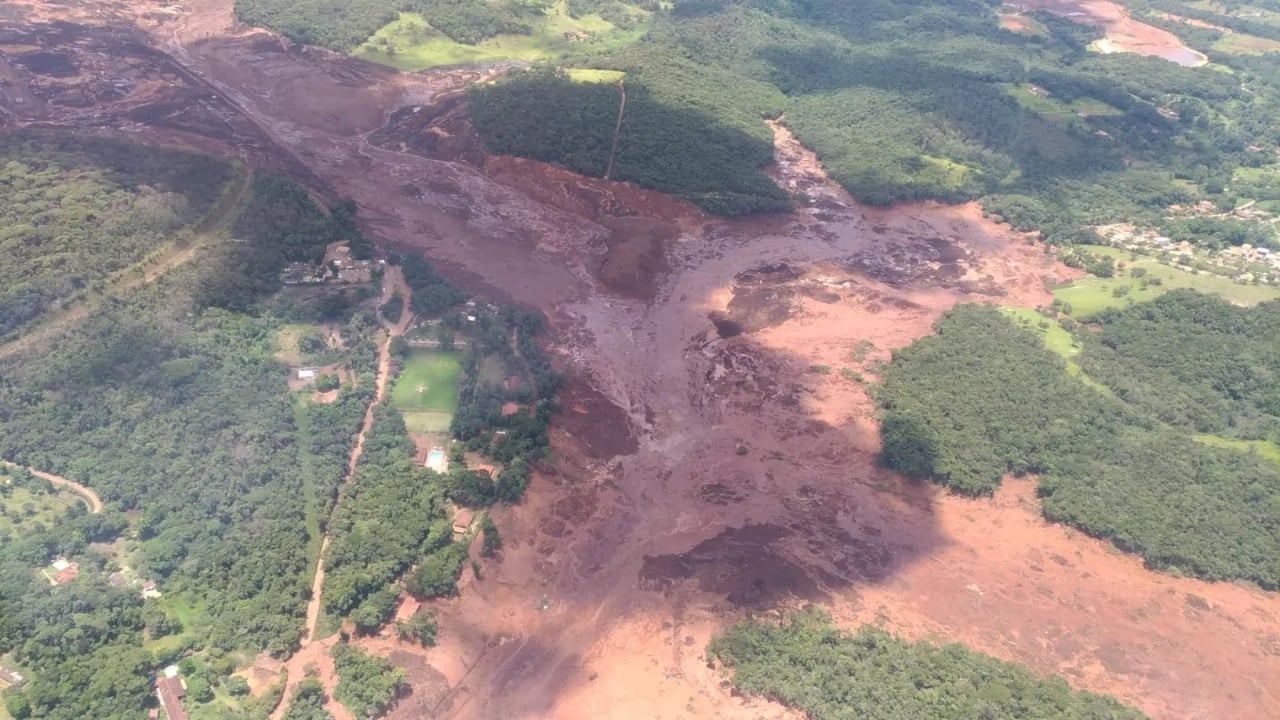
[2,1,1277,718]
[1013,0,1208,65]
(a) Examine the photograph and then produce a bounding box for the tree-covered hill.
[0,141,375,718]
[877,295,1280,587]
[0,130,234,341]
[467,0,1280,234]
[709,608,1148,720]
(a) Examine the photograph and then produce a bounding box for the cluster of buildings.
[1095,223,1280,280]
[280,242,381,286]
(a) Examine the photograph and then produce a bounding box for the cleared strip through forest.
[270,267,413,720]
[604,80,626,180]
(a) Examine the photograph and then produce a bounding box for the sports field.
[391,350,462,432]
[1052,245,1280,318]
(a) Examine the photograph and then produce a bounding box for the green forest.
[877,294,1280,587]
[463,0,1280,233]
[230,0,1280,239]
[0,130,234,340]
[235,0,556,51]
[709,609,1147,720]
[0,135,378,717]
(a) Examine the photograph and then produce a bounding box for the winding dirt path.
[270,269,411,720]
[1,460,102,514]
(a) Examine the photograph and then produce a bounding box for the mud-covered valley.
[2,1,1278,718]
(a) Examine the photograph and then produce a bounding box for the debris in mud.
[639,524,834,607]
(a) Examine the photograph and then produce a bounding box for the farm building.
[0,667,26,688]
[46,557,79,586]
[452,508,475,537]
[155,669,188,720]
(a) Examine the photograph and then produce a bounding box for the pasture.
[1000,307,1110,393]
[0,483,79,539]
[354,2,649,71]
[392,350,463,432]
[1194,434,1280,465]
[1005,84,1123,121]
[1052,246,1280,318]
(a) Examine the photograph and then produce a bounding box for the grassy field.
[1053,246,1280,318]
[1006,84,1123,121]
[0,484,78,538]
[143,593,209,655]
[566,68,627,83]
[1000,307,1112,393]
[1194,434,1280,465]
[354,2,649,71]
[1214,30,1280,53]
[392,350,462,433]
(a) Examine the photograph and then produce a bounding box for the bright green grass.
[144,593,209,654]
[1194,434,1280,465]
[1000,307,1111,393]
[0,484,77,539]
[565,68,627,83]
[354,2,650,71]
[401,410,454,433]
[919,156,973,193]
[391,350,462,413]
[1005,85,1122,121]
[1053,245,1280,318]
[1234,166,1277,183]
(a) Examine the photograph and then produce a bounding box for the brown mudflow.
[0,1,1277,719]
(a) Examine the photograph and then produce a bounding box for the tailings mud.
[1,1,1275,718]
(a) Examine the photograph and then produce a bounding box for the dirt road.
[1,460,103,514]
[270,269,411,720]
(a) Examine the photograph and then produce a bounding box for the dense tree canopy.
[0,130,233,339]
[877,300,1280,587]
[709,609,1148,720]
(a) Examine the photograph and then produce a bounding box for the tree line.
[876,299,1280,588]
[709,608,1148,720]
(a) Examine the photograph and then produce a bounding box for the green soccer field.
[391,350,463,414]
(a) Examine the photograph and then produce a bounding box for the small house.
[452,508,475,537]
[0,667,26,688]
[501,402,520,417]
[297,368,316,381]
[473,464,496,478]
[156,673,188,720]
[502,376,522,392]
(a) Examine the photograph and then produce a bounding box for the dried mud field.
[1,1,1277,718]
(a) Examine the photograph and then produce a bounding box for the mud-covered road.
[1,1,1277,718]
